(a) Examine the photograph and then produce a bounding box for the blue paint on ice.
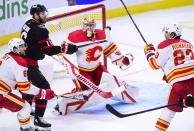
[48,81,170,114]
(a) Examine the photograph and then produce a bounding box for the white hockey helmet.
[162,23,182,36]
[8,38,26,52]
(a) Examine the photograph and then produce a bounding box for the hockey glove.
[37,89,55,100]
[112,53,134,71]
[144,44,155,61]
[178,95,194,108]
[61,41,78,54]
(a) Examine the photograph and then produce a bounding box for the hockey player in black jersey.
[21,4,78,131]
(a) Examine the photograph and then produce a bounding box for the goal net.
[44,4,106,79]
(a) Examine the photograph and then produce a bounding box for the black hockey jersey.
[21,19,62,65]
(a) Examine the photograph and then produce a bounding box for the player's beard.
[37,15,47,24]
[18,52,26,57]
[39,18,46,24]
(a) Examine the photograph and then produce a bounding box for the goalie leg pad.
[99,72,138,103]
[58,90,105,115]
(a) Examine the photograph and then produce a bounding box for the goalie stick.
[52,55,136,101]
[106,102,179,118]
[76,26,111,48]
[52,55,122,99]
[77,40,108,48]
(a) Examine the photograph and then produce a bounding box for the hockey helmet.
[8,38,26,52]
[162,23,182,36]
[30,4,48,15]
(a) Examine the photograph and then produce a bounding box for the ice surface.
[0,5,194,131]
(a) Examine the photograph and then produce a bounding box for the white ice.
[0,5,194,131]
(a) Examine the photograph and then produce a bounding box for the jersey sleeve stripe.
[104,46,118,57]
[17,82,30,85]
[148,58,161,70]
[17,82,31,91]
[0,80,12,92]
[38,38,49,44]
[103,43,115,53]
[40,45,54,50]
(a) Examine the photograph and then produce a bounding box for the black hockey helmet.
[30,4,47,15]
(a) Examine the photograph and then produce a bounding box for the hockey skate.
[34,116,51,131]
[30,109,35,117]
[20,126,35,131]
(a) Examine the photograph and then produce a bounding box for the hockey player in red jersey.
[144,24,194,131]
[21,4,78,129]
[54,17,139,115]
[0,38,55,131]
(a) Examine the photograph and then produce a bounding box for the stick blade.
[105,104,125,118]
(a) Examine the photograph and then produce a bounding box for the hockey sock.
[155,108,176,131]
[35,98,47,117]
[21,94,34,106]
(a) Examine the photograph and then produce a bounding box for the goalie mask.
[82,16,96,38]
[162,23,182,39]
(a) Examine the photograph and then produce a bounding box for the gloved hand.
[178,95,194,107]
[112,53,134,71]
[37,89,55,100]
[61,41,78,54]
[144,44,155,60]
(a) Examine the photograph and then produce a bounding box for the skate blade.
[35,126,51,131]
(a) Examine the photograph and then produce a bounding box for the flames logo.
[86,46,103,62]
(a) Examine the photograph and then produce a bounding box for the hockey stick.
[56,94,88,101]
[52,55,120,98]
[77,40,108,48]
[106,102,179,118]
[52,55,136,102]
[77,26,111,48]
[120,0,148,46]
[61,56,116,98]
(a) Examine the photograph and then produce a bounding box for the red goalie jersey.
[68,29,119,71]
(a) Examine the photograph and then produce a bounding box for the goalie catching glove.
[111,51,134,71]
[37,89,55,100]
[144,44,155,60]
[61,41,78,54]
